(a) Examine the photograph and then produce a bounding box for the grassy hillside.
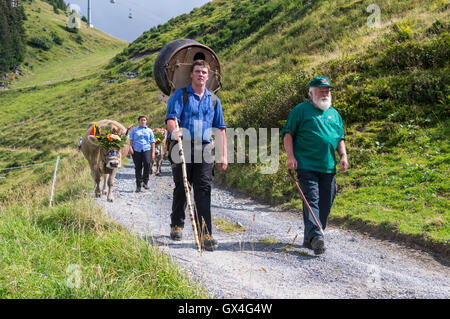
[0,147,207,298]
[0,0,206,298]
[0,0,448,271]
[9,0,128,89]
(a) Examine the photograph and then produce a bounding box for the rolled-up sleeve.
[338,114,345,141]
[165,89,183,123]
[281,107,300,139]
[149,129,155,144]
[212,97,226,129]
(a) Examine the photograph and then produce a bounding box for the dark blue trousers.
[132,150,151,187]
[171,143,215,235]
[297,169,336,243]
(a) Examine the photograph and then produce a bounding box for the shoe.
[135,186,141,193]
[201,235,218,251]
[303,240,313,250]
[170,226,183,241]
[142,183,149,189]
[311,236,326,255]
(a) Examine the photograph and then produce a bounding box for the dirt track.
[96,161,450,299]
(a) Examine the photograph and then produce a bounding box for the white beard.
[313,96,332,111]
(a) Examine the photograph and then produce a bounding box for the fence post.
[49,156,60,208]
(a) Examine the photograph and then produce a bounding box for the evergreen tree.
[46,0,67,12]
[0,0,26,74]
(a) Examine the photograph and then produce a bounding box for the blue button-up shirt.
[165,85,226,143]
[129,126,155,152]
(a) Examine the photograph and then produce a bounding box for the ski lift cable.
[111,0,150,13]
[111,0,163,22]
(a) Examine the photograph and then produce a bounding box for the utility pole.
[87,0,93,28]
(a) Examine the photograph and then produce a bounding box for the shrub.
[28,35,53,50]
[50,31,63,45]
[185,25,198,38]
[236,71,310,129]
[72,34,83,44]
[140,63,154,78]
[65,25,79,34]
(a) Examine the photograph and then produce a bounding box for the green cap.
[309,76,334,88]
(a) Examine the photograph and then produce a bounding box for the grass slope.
[0,0,206,298]
[10,0,128,89]
[0,148,206,298]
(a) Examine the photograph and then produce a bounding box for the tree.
[45,0,67,13]
[0,0,26,73]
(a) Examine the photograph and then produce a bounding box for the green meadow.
[0,0,205,298]
[0,148,206,298]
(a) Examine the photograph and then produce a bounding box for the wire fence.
[0,156,62,207]
[0,159,58,171]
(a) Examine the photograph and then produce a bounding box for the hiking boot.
[170,226,183,241]
[201,235,218,252]
[311,236,326,255]
[303,240,313,250]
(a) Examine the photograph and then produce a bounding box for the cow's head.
[155,144,162,157]
[103,148,121,169]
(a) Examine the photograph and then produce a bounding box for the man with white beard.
[282,76,348,254]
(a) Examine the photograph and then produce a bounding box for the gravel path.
[96,161,450,299]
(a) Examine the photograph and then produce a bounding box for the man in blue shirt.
[129,115,155,192]
[165,60,228,251]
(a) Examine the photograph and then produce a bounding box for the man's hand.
[283,133,297,170]
[171,128,183,140]
[166,118,182,140]
[287,156,297,170]
[219,155,228,171]
[337,140,348,172]
[129,146,134,155]
[339,155,349,172]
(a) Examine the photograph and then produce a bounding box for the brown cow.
[151,127,168,175]
[81,119,129,202]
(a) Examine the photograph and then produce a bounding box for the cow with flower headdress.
[151,127,168,175]
[81,119,130,202]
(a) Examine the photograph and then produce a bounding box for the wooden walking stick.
[174,117,202,252]
[288,169,324,235]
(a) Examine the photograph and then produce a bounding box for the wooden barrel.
[154,39,222,96]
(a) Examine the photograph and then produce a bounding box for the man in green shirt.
[282,76,348,254]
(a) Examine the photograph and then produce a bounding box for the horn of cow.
[125,125,133,136]
[86,135,99,145]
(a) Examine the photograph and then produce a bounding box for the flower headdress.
[90,124,128,150]
[154,128,166,145]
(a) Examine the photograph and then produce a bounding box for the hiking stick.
[288,169,324,235]
[174,117,202,252]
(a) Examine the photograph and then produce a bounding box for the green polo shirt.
[282,100,345,173]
